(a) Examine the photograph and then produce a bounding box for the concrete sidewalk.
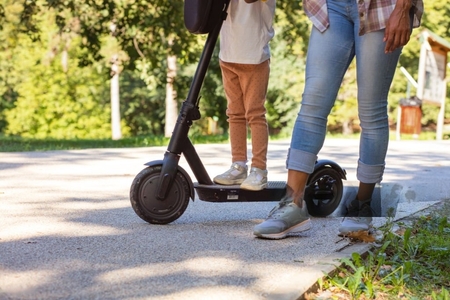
[0,139,449,300]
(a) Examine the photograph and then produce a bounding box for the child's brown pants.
[220,59,269,170]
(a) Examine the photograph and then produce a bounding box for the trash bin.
[399,96,422,135]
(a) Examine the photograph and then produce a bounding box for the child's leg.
[239,60,270,170]
[220,60,248,164]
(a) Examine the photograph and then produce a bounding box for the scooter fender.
[314,159,347,180]
[144,160,195,201]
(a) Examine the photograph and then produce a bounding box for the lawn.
[306,201,450,300]
[0,134,229,152]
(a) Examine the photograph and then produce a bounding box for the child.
[213,0,276,191]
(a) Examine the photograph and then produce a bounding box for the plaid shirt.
[303,0,424,35]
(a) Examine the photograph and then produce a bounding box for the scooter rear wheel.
[130,165,190,224]
[304,167,343,217]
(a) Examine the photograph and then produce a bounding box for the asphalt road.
[1,139,449,299]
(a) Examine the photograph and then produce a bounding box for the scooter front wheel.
[304,167,343,217]
[130,165,190,224]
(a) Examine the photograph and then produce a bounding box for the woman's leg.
[287,0,356,205]
[253,0,358,239]
[354,30,402,201]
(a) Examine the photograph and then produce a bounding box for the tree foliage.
[0,0,448,140]
[4,35,114,139]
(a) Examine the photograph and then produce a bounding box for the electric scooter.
[129,0,347,224]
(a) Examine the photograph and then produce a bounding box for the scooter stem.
[157,9,228,199]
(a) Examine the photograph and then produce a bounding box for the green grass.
[307,201,450,300]
[0,134,230,152]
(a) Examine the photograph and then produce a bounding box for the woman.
[253,0,423,239]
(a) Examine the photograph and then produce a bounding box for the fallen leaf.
[344,230,376,243]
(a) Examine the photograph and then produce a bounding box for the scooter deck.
[194,181,286,202]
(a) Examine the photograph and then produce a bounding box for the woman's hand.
[384,0,412,53]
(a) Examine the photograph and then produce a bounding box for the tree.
[0,3,116,139]
[4,34,114,139]
[17,0,203,138]
[0,1,28,132]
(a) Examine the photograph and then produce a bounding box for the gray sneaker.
[213,163,248,185]
[339,217,373,234]
[240,167,268,191]
[339,198,373,234]
[253,197,311,239]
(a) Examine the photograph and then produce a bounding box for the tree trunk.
[61,39,70,73]
[111,54,122,140]
[165,54,178,137]
[342,119,354,135]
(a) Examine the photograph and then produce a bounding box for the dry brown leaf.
[345,230,376,243]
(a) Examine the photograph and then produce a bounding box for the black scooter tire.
[304,167,343,217]
[130,165,190,224]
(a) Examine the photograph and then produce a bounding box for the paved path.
[1,139,449,300]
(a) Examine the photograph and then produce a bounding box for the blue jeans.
[287,0,403,184]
